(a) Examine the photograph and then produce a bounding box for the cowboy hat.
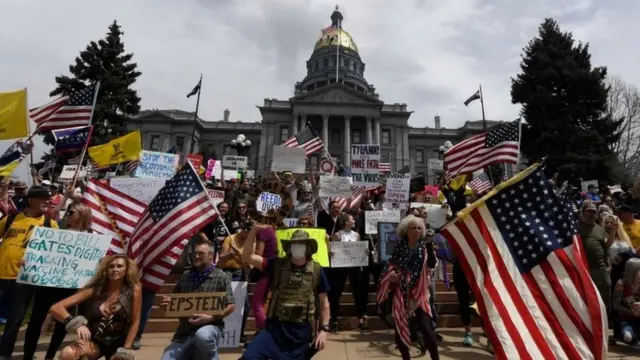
[282,229,318,255]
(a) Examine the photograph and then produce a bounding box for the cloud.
[0,0,637,150]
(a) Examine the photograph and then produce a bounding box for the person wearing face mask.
[241,225,330,360]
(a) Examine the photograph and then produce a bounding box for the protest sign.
[110,177,167,204]
[135,150,179,179]
[318,175,352,198]
[256,192,282,214]
[58,165,88,181]
[283,218,298,227]
[18,227,110,289]
[364,209,401,234]
[330,241,369,268]
[205,159,216,178]
[581,180,598,193]
[222,155,247,170]
[219,281,247,348]
[429,158,443,172]
[276,228,329,267]
[385,173,411,203]
[378,222,399,261]
[271,146,306,173]
[186,153,203,170]
[164,292,228,318]
[410,202,447,228]
[207,189,225,207]
[245,170,255,179]
[350,144,380,186]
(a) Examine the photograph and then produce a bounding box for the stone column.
[299,113,307,130]
[258,123,268,173]
[374,116,381,145]
[322,115,329,152]
[343,116,351,165]
[403,127,410,168]
[366,116,373,144]
[292,113,299,135]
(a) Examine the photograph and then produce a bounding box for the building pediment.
[291,84,383,106]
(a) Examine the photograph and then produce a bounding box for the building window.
[416,149,424,163]
[352,130,361,144]
[382,130,391,144]
[323,58,329,68]
[331,130,341,144]
[176,136,185,153]
[150,135,161,151]
[309,155,319,170]
[280,126,289,143]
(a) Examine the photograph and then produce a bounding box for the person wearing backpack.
[0,185,58,359]
[241,224,330,360]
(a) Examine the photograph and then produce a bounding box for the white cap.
[41,180,51,186]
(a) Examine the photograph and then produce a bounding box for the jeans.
[135,286,158,341]
[0,281,36,357]
[160,325,222,360]
[222,269,248,337]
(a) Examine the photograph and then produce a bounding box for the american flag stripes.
[128,163,216,290]
[469,172,492,195]
[125,160,138,174]
[444,120,520,180]
[87,159,110,172]
[440,165,607,360]
[282,126,324,156]
[378,153,391,173]
[30,85,97,131]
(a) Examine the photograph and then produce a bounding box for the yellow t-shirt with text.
[0,214,59,280]
[623,220,640,249]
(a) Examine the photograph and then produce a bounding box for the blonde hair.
[84,255,140,292]
[67,203,92,231]
[600,213,632,248]
[397,214,427,239]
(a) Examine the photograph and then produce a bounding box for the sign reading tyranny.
[18,227,110,289]
[135,150,179,179]
[351,144,380,186]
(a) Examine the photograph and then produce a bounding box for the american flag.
[328,167,376,210]
[378,153,391,173]
[30,85,97,131]
[125,160,138,174]
[87,158,110,172]
[440,165,607,360]
[82,178,146,255]
[469,172,492,195]
[444,120,520,180]
[128,163,216,290]
[282,126,324,156]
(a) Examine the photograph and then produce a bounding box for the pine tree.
[511,18,623,183]
[41,20,141,166]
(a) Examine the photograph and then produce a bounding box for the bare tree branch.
[607,75,640,176]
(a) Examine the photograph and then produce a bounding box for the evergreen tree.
[511,18,623,183]
[41,20,141,166]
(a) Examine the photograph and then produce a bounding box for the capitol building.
[127,7,501,185]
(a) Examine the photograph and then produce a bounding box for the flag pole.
[71,81,100,188]
[189,74,203,154]
[479,84,487,130]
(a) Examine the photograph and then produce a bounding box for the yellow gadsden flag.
[0,89,29,140]
[88,130,142,167]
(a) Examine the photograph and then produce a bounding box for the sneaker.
[462,332,473,347]
[132,340,142,350]
[329,319,338,333]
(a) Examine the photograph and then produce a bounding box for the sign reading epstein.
[17,227,110,289]
[351,144,380,187]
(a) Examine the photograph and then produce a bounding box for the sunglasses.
[67,210,76,216]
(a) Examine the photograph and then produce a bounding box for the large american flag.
[440,165,607,360]
[282,126,324,155]
[30,85,97,131]
[468,172,492,195]
[444,120,520,180]
[128,163,216,290]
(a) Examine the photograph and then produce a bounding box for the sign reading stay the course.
[18,227,110,289]
[256,192,282,214]
[135,150,179,179]
[351,144,380,187]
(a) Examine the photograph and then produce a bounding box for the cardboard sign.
[135,150,179,179]
[351,144,380,186]
[186,154,203,170]
[222,155,247,170]
[164,292,228,318]
[18,227,110,289]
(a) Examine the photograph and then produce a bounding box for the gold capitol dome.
[313,5,359,53]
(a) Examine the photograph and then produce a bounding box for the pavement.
[14,329,640,359]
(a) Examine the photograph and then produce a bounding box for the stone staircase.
[143,262,480,333]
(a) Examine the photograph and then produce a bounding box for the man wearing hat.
[578,201,610,314]
[241,223,330,360]
[9,181,29,213]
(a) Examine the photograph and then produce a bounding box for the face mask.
[290,243,307,259]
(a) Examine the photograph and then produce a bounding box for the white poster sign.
[283,218,298,227]
[318,175,352,198]
[271,146,306,173]
[364,209,401,234]
[350,144,380,187]
[411,202,447,229]
[218,281,247,348]
[58,165,88,181]
[429,159,444,172]
[135,150,179,179]
[256,192,282,214]
[222,155,248,170]
[330,241,369,268]
[110,177,167,204]
[385,173,411,203]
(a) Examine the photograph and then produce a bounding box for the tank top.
[85,285,133,348]
[338,230,358,242]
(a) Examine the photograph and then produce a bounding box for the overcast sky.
[1,0,638,176]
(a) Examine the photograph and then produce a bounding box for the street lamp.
[438,141,453,159]
[230,134,252,157]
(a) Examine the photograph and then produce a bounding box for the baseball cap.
[26,186,50,199]
[13,181,28,189]
[41,180,51,186]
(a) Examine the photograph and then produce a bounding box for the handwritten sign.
[283,218,298,227]
[59,165,88,181]
[385,173,411,203]
[411,202,447,228]
[429,158,443,172]
[271,146,306,173]
[110,177,167,204]
[164,292,228,318]
[186,154,203,170]
[207,189,225,207]
[222,155,247,170]
[205,159,216,178]
[330,241,369,268]
[218,281,247,348]
[351,144,380,187]
[135,150,179,179]
[256,192,281,214]
[378,222,399,261]
[18,227,110,289]
[364,209,401,234]
[318,175,352,198]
